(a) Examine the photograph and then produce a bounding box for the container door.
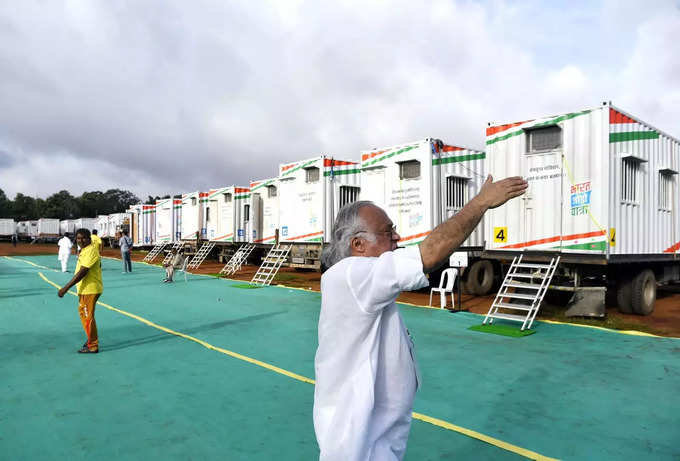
[521,146,563,250]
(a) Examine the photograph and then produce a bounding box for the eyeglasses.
[356,225,397,238]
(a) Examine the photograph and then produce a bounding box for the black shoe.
[78,345,98,354]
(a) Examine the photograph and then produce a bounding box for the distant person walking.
[119,229,133,273]
[57,234,73,272]
[91,229,103,255]
[57,228,103,353]
[11,232,18,247]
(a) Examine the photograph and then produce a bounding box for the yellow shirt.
[91,234,103,252]
[76,244,103,295]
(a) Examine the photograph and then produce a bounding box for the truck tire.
[616,278,634,314]
[631,269,656,316]
[466,260,495,295]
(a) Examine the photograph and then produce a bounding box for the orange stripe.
[663,241,680,253]
[286,231,323,241]
[441,145,464,152]
[254,235,276,243]
[361,149,388,162]
[323,158,357,167]
[234,187,249,193]
[281,163,297,172]
[399,231,431,243]
[609,108,636,124]
[486,120,532,136]
[500,230,606,249]
[212,233,234,240]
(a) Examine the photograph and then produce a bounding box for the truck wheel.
[616,278,634,314]
[467,260,495,295]
[631,269,656,316]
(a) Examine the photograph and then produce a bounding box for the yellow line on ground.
[3,256,58,272]
[37,270,560,460]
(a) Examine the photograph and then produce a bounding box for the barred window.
[399,160,420,179]
[191,197,197,206]
[305,167,320,183]
[244,204,250,221]
[224,193,232,203]
[659,171,674,211]
[446,176,469,213]
[526,125,562,153]
[205,207,211,222]
[267,185,277,197]
[339,186,360,208]
[621,159,640,203]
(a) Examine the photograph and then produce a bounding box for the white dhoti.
[58,252,70,272]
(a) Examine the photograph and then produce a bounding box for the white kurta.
[314,246,429,461]
[57,237,72,272]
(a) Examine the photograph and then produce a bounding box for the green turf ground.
[1,255,679,460]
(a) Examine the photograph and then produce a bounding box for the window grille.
[267,185,277,198]
[399,160,420,179]
[305,167,320,183]
[191,197,197,206]
[244,204,250,221]
[224,193,232,203]
[205,207,210,222]
[621,159,640,203]
[446,176,469,213]
[527,125,562,153]
[339,186,360,208]
[659,172,674,211]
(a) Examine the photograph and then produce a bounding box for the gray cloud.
[0,0,678,200]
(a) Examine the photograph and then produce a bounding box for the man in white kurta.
[57,235,73,272]
[315,245,428,460]
[313,175,528,461]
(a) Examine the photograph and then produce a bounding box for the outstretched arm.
[419,175,528,272]
[58,266,89,297]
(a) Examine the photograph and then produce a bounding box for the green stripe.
[486,109,592,146]
[432,152,485,165]
[250,180,275,192]
[235,194,250,200]
[323,168,361,177]
[552,240,607,251]
[282,159,318,177]
[208,189,229,198]
[361,144,419,168]
[609,131,659,143]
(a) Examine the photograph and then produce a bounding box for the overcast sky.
[1,0,679,201]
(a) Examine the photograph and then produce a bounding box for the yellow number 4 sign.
[494,227,508,243]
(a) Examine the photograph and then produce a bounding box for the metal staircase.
[187,242,216,269]
[219,244,256,276]
[250,244,291,286]
[483,254,560,331]
[160,242,183,265]
[143,243,167,262]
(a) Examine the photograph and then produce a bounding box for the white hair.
[321,201,376,272]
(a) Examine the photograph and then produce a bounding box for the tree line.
[0,189,141,221]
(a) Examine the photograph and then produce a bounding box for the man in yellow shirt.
[58,228,104,353]
[91,229,103,255]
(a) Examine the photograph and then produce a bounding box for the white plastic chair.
[176,256,190,282]
[429,268,458,309]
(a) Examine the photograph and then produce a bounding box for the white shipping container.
[181,192,207,240]
[17,221,29,237]
[29,221,38,238]
[96,215,110,237]
[205,186,249,242]
[155,198,175,243]
[278,156,360,244]
[59,220,75,235]
[0,219,15,236]
[37,218,60,237]
[360,138,486,247]
[126,205,155,246]
[73,218,98,234]
[485,102,680,258]
[106,213,130,239]
[249,178,280,244]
